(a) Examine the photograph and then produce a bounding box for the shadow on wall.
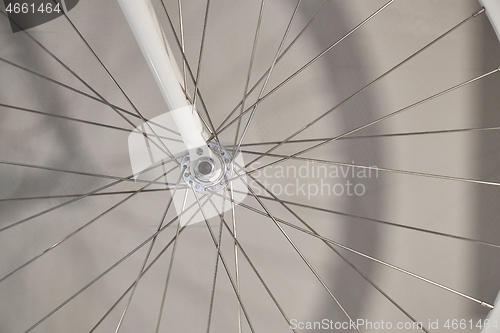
[304,0,386,324]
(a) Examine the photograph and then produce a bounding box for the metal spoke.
[234,0,302,155]
[0,159,175,186]
[1,8,180,157]
[239,192,500,249]
[23,194,203,333]
[0,103,131,134]
[178,0,187,89]
[189,0,220,144]
[53,0,174,156]
[247,173,429,332]
[222,218,297,332]
[205,193,225,333]
[192,191,256,333]
[89,224,186,333]
[90,195,207,333]
[218,7,485,160]
[298,65,498,152]
[283,221,495,309]
[236,170,361,332]
[1,179,123,234]
[229,184,242,333]
[0,157,176,233]
[236,124,500,147]
[114,173,183,333]
[0,57,134,119]
[234,0,266,146]
[0,57,179,139]
[216,0,333,132]
[209,192,297,332]
[55,0,142,118]
[214,0,396,138]
[159,0,218,139]
[242,149,500,187]
[225,186,495,310]
[1,4,186,151]
[333,125,500,140]
[0,188,188,203]
[242,7,486,167]
[239,68,500,175]
[0,166,176,284]
[0,9,138,128]
[155,190,188,333]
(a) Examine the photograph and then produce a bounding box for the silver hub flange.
[181,142,233,194]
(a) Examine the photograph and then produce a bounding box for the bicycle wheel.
[1,0,500,332]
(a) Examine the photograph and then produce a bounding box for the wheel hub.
[181,142,233,194]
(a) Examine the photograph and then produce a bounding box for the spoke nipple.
[481,301,494,309]
[473,7,485,17]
